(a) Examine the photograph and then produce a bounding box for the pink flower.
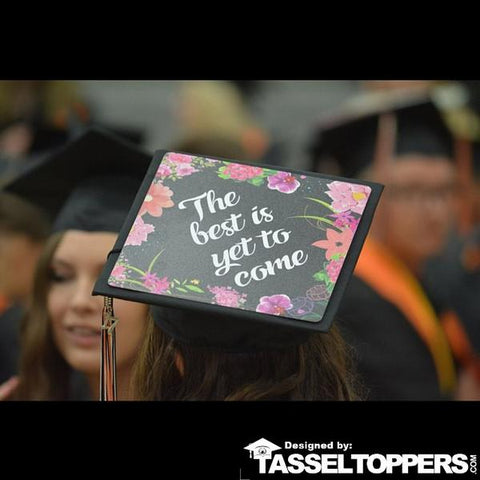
[165,152,193,164]
[326,181,371,214]
[312,227,354,260]
[176,163,198,177]
[208,285,247,308]
[267,171,300,194]
[139,182,174,217]
[156,164,172,178]
[142,272,170,294]
[326,258,345,283]
[256,294,293,315]
[111,264,126,280]
[223,163,264,181]
[125,216,155,246]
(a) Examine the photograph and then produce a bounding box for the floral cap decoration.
[93,150,383,350]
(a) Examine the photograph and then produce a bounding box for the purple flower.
[256,294,293,315]
[267,171,300,194]
[329,211,360,232]
[142,272,170,294]
[125,216,155,246]
[287,297,315,317]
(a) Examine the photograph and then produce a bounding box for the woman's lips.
[63,325,101,348]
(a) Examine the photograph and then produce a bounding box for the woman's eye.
[49,270,72,283]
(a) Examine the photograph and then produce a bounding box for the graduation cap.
[244,438,282,459]
[93,150,383,365]
[309,96,455,178]
[2,126,152,233]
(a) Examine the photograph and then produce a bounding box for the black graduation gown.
[337,277,453,401]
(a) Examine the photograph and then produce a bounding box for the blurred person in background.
[173,80,277,164]
[0,192,50,385]
[0,80,91,183]
[309,93,480,400]
[0,128,152,400]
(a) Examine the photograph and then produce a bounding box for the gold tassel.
[100,296,118,401]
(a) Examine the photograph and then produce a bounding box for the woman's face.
[48,230,148,375]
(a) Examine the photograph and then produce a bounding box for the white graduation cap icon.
[244,438,282,459]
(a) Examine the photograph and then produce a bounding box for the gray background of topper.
[113,164,365,323]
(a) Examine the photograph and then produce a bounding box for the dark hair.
[13,232,72,400]
[132,316,362,401]
[0,192,50,242]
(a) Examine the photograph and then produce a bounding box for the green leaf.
[248,177,264,186]
[173,279,181,285]
[185,284,204,293]
[125,265,147,277]
[289,214,337,226]
[305,197,336,212]
[313,271,327,281]
[175,287,188,293]
[147,249,165,273]
[217,173,231,180]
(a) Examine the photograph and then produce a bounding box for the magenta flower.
[176,163,198,177]
[111,264,126,280]
[256,294,293,315]
[326,258,345,283]
[125,216,155,246]
[222,163,264,181]
[142,272,170,294]
[267,171,300,194]
[330,211,360,232]
[165,152,193,164]
[208,285,247,308]
[326,181,371,214]
[156,164,172,178]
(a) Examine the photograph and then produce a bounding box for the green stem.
[148,249,165,273]
[289,215,337,226]
[305,197,336,212]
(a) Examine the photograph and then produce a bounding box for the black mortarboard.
[2,127,152,233]
[93,150,383,352]
[309,96,455,178]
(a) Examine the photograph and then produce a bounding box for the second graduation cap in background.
[309,94,455,178]
[3,126,153,234]
[93,150,383,353]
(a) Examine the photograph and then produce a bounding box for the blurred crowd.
[0,79,479,401]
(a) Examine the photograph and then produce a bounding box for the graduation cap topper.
[93,150,383,351]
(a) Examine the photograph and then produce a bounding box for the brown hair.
[13,232,73,400]
[0,192,50,241]
[132,316,362,401]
